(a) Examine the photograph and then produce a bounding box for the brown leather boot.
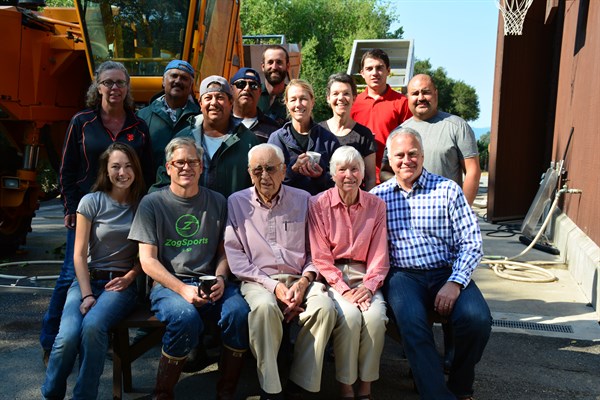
[152,350,187,400]
[216,347,246,400]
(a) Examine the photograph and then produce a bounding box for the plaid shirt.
[370,169,482,287]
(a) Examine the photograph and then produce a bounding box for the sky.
[389,0,500,129]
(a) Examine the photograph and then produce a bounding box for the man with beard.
[258,45,290,126]
[351,49,412,184]
[380,74,481,205]
[230,67,279,143]
[137,60,200,170]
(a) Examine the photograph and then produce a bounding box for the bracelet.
[216,274,227,282]
[81,294,95,302]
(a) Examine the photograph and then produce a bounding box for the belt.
[335,258,361,265]
[89,269,127,281]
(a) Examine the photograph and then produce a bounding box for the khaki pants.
[329,262,388,384]
[241,275,336,394]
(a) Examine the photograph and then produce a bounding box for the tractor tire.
[0,209,33,256]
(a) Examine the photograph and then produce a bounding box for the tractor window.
[77,0,191,76]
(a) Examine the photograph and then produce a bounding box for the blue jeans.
[40,228,76,351]
[150,282,249,357]
[384,268,492,400]
[41,279,137,400]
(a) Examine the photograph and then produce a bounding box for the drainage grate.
[492,319,574,333]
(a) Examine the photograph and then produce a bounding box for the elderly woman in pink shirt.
[308,146,389,400]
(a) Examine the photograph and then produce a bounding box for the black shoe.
[260,389,284,400]
[285,381,310,400]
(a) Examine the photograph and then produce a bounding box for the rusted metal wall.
[490,0,599,246]
[551,0,599,244]
[488,0,560,221]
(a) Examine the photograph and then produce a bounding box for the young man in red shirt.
[351,49,412,183]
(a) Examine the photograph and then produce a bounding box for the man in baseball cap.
[229,68,279,143]
[137,59,199,171]
[164,59,195,78]
[153,73,259,198]
[199,75,233,98]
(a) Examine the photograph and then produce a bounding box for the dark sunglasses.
[233,80,260,90]
[250,164,282,176]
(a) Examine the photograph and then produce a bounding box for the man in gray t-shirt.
[380,74,481,205]
[128,137,249,399]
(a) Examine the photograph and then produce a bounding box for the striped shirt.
[370,169,482,287]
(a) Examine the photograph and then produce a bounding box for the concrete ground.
[1,176,599,399]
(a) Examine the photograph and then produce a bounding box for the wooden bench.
[111,305,164,400]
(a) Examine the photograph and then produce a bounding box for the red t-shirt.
[351,85,412,183]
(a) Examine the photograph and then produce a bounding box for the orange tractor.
[0,0,299,255]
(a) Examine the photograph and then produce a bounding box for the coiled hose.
[481,186,580,283]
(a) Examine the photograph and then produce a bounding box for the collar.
[414,168,429,189]
[395,168,429,192]
[195,115,240,136]
[364,84,391,100]
[252,184,284,208]
[330,186,364,208]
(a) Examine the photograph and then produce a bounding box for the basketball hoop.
[495,0,534,36]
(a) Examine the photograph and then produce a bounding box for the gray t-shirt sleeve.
[454,117,478,159]
[76,192,97,220]
[128,195,158,246]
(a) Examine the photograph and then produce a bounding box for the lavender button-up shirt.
[224,185,317,293]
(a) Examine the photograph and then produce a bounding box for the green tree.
[477,132,490,171]
[45,0,74,6]
[414,59,480,122]
[241,0,402,121]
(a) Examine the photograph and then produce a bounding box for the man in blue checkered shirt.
[371,127,491,400]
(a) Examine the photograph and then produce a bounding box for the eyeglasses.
[233,80,260,90]
[169,159,202,169]
[250,164,282,176]
[100,79,128,88]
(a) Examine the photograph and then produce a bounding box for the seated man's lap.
[384,268,435,330]
[240,281,281,312]
[151,283,250,351]
[384,267,491,337]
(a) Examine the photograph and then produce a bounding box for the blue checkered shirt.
[370,169,482,287]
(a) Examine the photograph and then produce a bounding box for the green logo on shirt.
[175,214,200,237]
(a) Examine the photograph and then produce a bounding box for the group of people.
[40,45,491,400]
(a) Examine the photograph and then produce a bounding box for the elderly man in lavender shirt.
[224,143,336,400]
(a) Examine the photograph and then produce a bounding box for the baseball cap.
[199,75,232,98]
[230,67,261,85]
[164,60,195,78]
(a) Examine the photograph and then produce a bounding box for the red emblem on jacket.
[127,133,134,141]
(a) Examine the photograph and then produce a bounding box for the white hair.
[329,146,365,177]
[386,126,423,154]
[247,143,285,165]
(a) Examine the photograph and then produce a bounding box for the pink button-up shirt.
[225,185,317,293]
[308,187,389,294]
